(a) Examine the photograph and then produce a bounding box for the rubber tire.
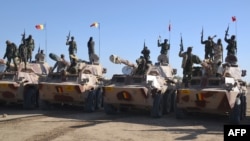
[23,88,37,110]
[104,103,117,115]
[174,92,185,119]
[240,95,247,120]
[229,97,241,124]
[95,88,103,110]
[85,91,96,113]
[163,91,172,114]
[151,94,163,118]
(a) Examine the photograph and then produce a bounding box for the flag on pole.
[35,24,44,30]
[232,16,236,22]
[90,22,99,28]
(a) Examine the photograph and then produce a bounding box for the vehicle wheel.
[151,94,163,118]
[23,88,37,110]
[174,92,185,119]
[229,97,241,124]
[39,99,51,110]
[163,91,172,114]
[85,91,96,113]
[104,103,118,115]
[95,88,103,110]
[240,95,247,120]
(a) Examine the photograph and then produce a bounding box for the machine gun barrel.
[109,55,137,68]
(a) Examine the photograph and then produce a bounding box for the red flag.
[168,24,171,31]
[232,16,236,22]
[35,24,44,30]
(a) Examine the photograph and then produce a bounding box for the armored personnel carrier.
[38,53,107,112]
[175,55,247,124]
[0,59,50,109]
[102,54,177,117]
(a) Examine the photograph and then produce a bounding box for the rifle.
[180,33,184,52]
[225,25,229,37]
[66,31,71,41]
[21,30,26,44]
[201,27,204,38]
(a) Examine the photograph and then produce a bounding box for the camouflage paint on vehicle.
[175,55,248,124]
[0,59,50,109]
[103,54,177,118]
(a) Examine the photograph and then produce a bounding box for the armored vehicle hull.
[0,59,50,109]
[103,55,177,117]
[39,53,106,112]
[175,56,247,124]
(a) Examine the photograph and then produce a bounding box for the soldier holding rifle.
[66,32,77,63]
[224,25,237,56]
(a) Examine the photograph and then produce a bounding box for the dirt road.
[0,92,249,141]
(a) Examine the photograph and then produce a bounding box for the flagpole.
[45,23,47,61]
[98,22,100,60]
[168,20,171,63]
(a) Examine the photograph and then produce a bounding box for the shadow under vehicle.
[38,53,107,112]
[0,59,50,109]
[175,55,248,124]
[102,54,177,118]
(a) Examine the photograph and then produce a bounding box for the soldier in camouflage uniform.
[25,35,35,62]
[35,50,45,63]
[224,35,237,56]
[3,40,18,71]
[18,41,28,70]
[179,47,193,87]
[157,38,170,63]
[87,36,95,63]
[141,46,150,63]
[201,36,215,60]
[134,56,147,75]
[66,36,77,63]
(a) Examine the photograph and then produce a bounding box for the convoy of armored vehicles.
[102,54,177,117]
[175,55,248,124]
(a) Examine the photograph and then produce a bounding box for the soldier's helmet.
[231,35,235,40]
[29,35,32,38]
[71,36,74,40]
[187,46,192,52]
[208,36,212,40]
[5,40,11,44]
[164,39,168,42]
[61,54,65,58]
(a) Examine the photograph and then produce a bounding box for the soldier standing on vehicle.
[179,46,194,87]
[201,35,215,60]
[213,38,223,64]
[87,36,95,63]
[141,45,150,63]
[67,54,78,74]
[224,35,237,56]
[35,50,45,63]
[66,36,77,63]
[18,42,28,70]
[157,37,170,63]
[3,40,18,71]
[25,35,35,62]
[51,54,69,73]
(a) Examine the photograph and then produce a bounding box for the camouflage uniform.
[141,46,150,63]
[3,40,18,71]
[179,47,193,87]
[67,57,78,74]
[66,36,77,63]
[18,43,28,70]
[224,35,237,56]
[25,35,35,62]
[201,36,215,60]
[158,39,170,63]
[134,56,147,75]
[87,37,95,63]
[213,39,223,63]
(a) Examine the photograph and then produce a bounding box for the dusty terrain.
[0,89,249,141]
